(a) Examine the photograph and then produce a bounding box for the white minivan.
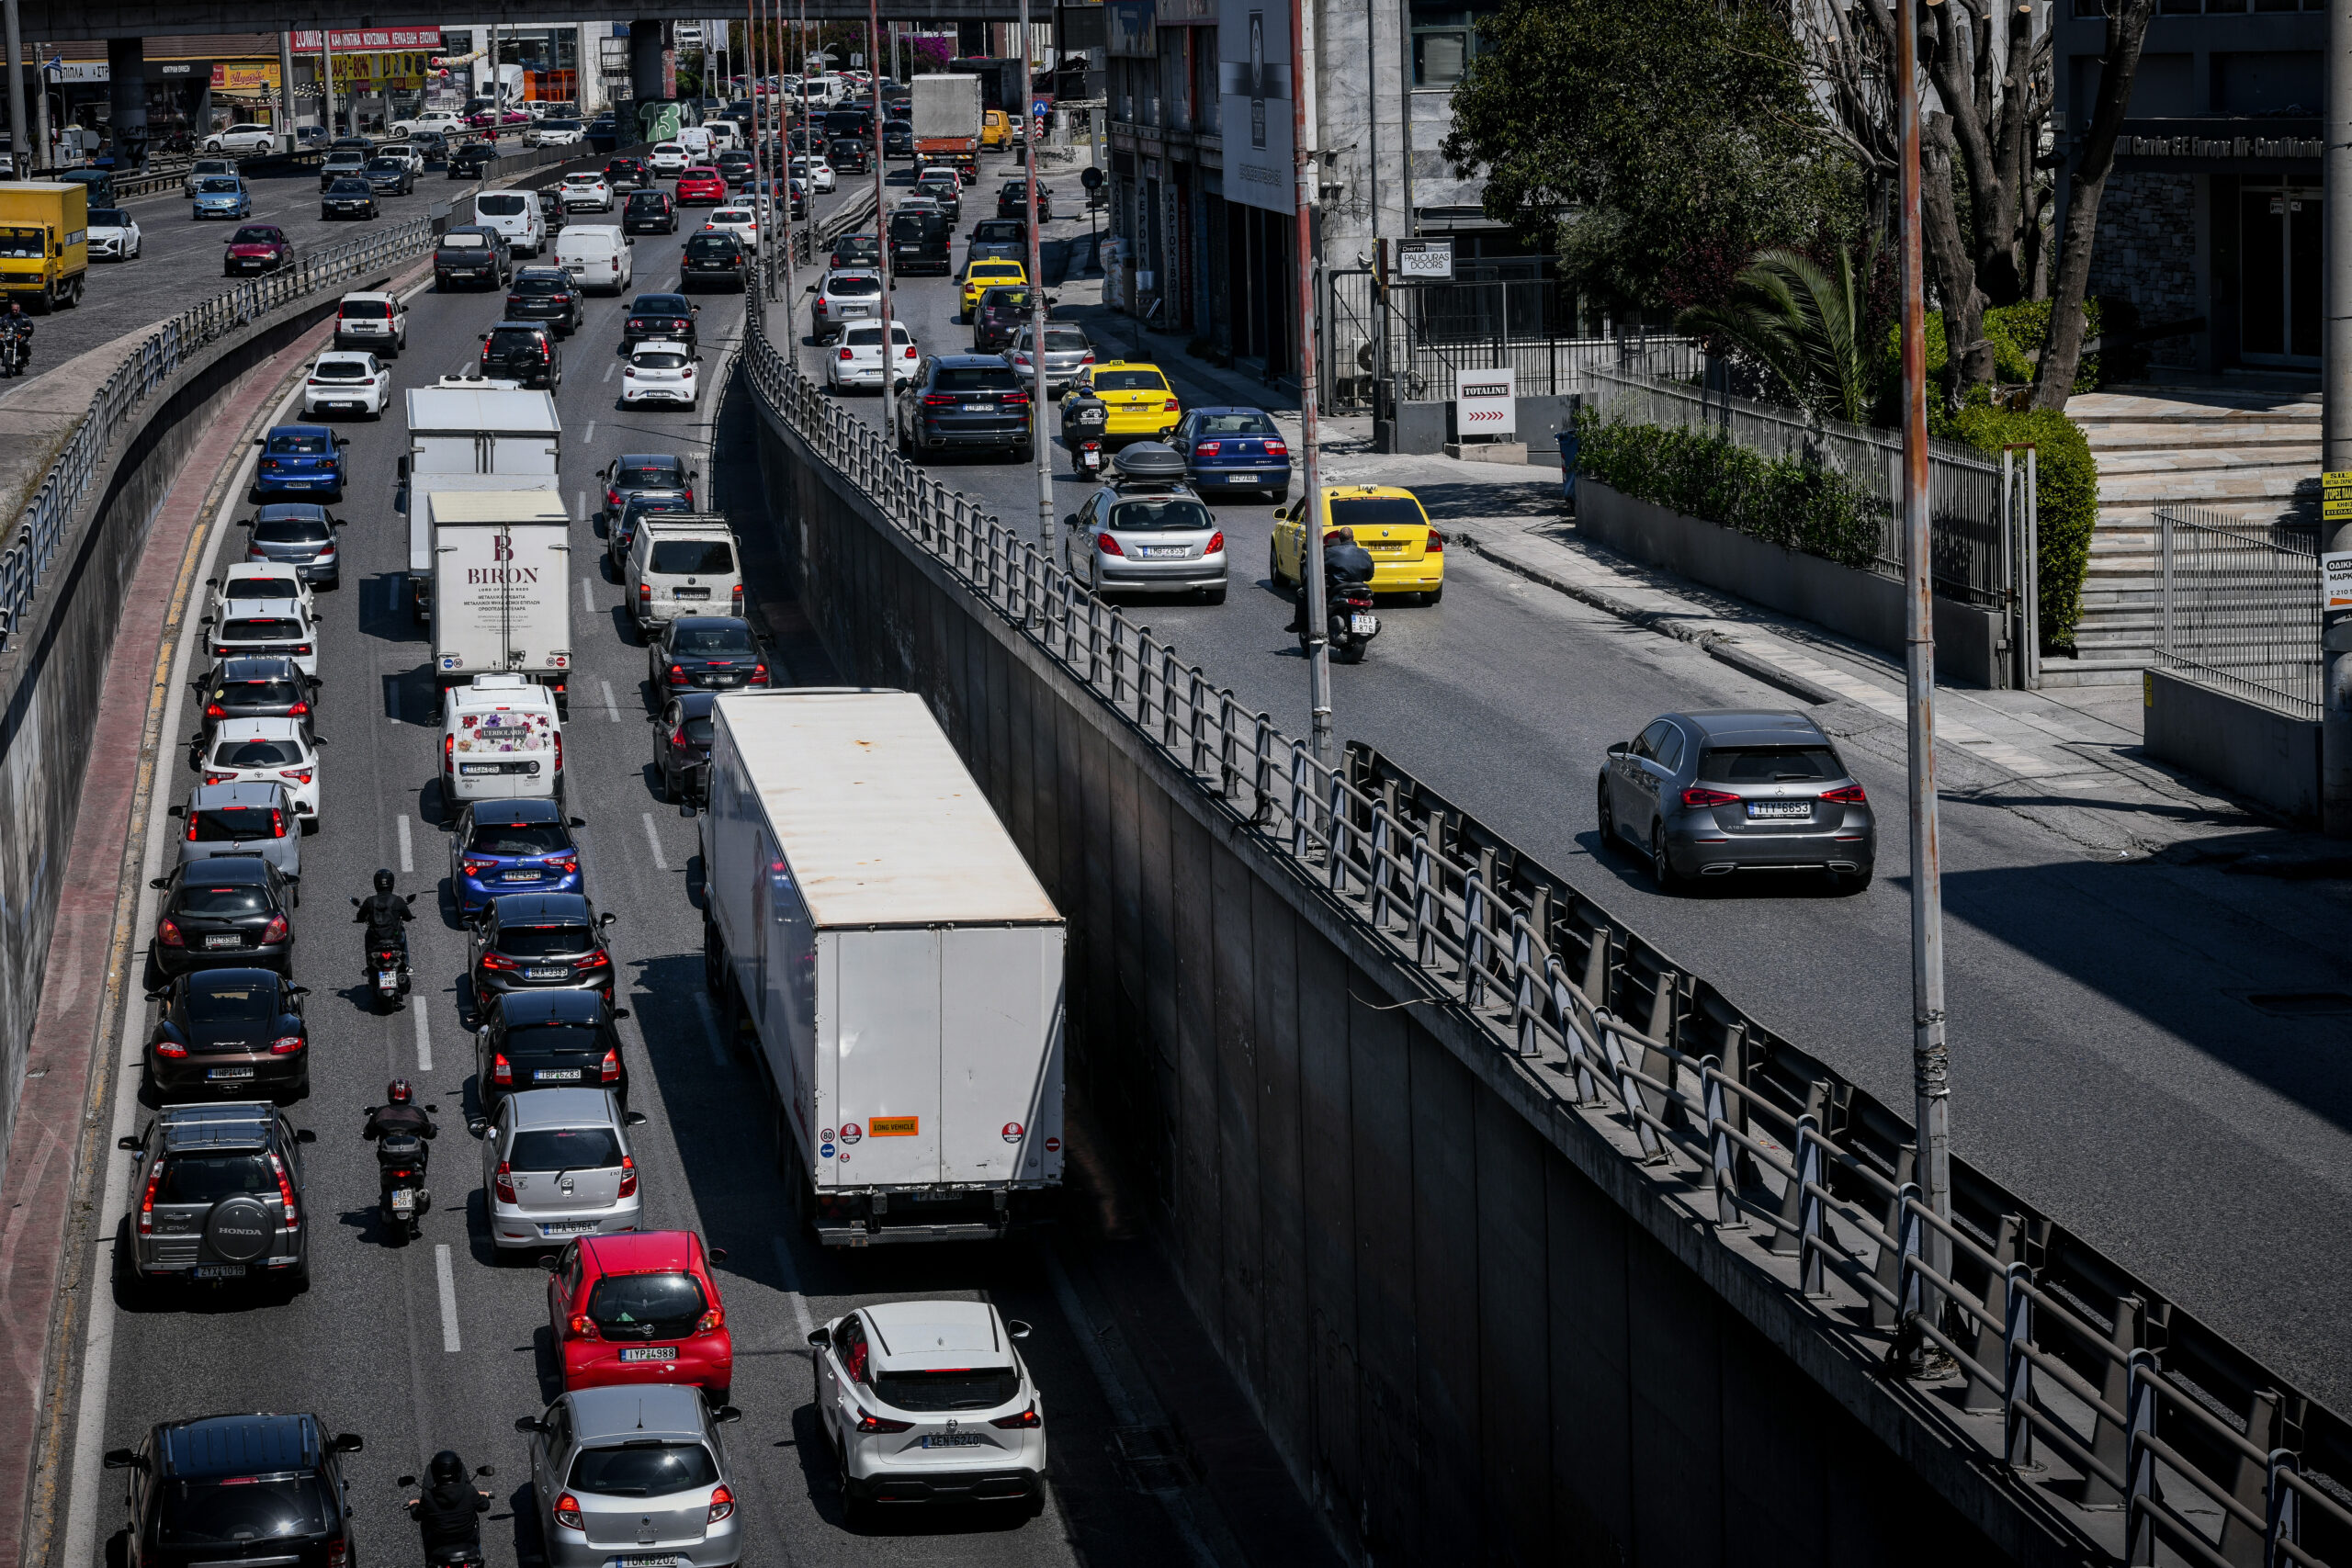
[441,674,564,804]
[472,189,547,257]
[627,516,743,638]
[675,124,713,161]
[553,224,634,294]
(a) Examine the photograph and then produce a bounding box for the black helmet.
[387,1078,413,1105]
[374,868,396,894]
[429,1450,463,1484]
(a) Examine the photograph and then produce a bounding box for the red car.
[548,1231,734,1402]
[222,224,295,276]
[674,166,727,206]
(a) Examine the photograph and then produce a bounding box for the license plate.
[1226,472,1258,483]
[533,1067,583,1082]
[672,587,709,599]
[390,1190,415,1213]
[207,1066,255,1080]
[503,870,539,882]
[1350,614,1378,635]
[378,969,397,987]
[965,403,997,414]
[526,966,569,980]
[330,400,360,411]
[1747,801,1811,820]
[921,1433,987,1449]
[1141,547,1187,559]
[543,1219,602,1235]
[204,933,242,950]
[619,1557,679,1568]
[619,1346,678,1362]
[193,1263,248,1279]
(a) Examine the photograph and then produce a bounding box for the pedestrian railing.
[734,281,2352,1568]
[2154,505,2321,722]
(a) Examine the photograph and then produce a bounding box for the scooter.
[396,1468,496,1568]
[353,895,416,1011]
[1060,389,1108,479]
[1297,538,1381,663]
[373,1123,434,1242]
[0,331,29,380]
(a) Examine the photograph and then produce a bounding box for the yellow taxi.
[958,258,1028,319]
[1269,484,1446,603]
[1069,361,1181,440]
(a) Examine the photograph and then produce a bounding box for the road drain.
[2238,992,2352,1017]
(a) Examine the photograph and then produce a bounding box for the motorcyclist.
[1287,526,1375,634]
[364,1079,437,1146]
[0,301,31,377]
[407,1450,490,1563]
[355,868,413,970]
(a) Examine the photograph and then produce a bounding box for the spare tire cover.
[204,1195,277,1261]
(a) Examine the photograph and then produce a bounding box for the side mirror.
[713,1405,743,1425]
[514,1416,546,1435]
[1061,514,1080,530]
[476,1465,496,1478]
[624,1110,649,1126]
[1006,1318,1033,1339]
[149,876,170,890]
[117,1134,142,1151]
[1605,742,1630,759]
[806,1325,831,1346]
[707,1246,727,1262]
[335,438,351,448]
[333,1433,364,1453]
[479,333,490,342]
[289,985,311,996]
[103,1449,142,1470]
[599,912,616,928]
[296,1127,318,1144]
[167,805,186,818]
[679,801,697,819]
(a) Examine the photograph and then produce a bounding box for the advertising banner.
[212,62,282,93]
[1217,0,1291,213]
[292,28,444,51]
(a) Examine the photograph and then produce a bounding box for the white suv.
[472,189,547,256]
[809,1300,1046,1524]
[206,123,275,155]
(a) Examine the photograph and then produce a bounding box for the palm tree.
[1676,247,1874,427]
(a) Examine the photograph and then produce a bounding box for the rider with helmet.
[406,1450,491,1564]
[364,1078,436,1145]
[365,1079,438,1235]
[354,868,413,986]
[0,300,32,379]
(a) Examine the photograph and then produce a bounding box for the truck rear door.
[505,524,571,674]
[938,927,1059,1184]
[825,929,942,1188]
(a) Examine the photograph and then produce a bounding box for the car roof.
[933,354,1011,369]
[515,265,570,278]
[1191,404,1272,418]
[616,452,686,468]
[508,1086,622,1128]
[218,656,302,680]
[861,1300,1012,1368]
[565,1383,707,1444]
[338,290,395,303]
[1676,709,1831,746]
[314,350,374,363]
[176,854,269,883]
[492,988,606,1027]
[190,780,288,806]
[213,716,306,741]
[1317,483,1420,503]
[156,1100,277,1151]
[267,423,331,438]
[219,597,307,618]
[579,1230,699,1274]
[473,797,563,826]
[491,891,593,923]
[222,561,301,579]
[1094,360,1167,374]
[156,1415,320,1478]
[629,295,691,309]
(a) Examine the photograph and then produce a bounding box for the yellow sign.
[331,51,432,91]
[212,62,281,93]
[2325,470,2352,524]
[867,1116,920,1137]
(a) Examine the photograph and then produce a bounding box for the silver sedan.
[1597,710,1876,892]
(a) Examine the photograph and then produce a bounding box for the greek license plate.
[503,870,539,882]
[208,1066,255,1080]
[922,1433,986,1449]
[619,1346,678,1362]
[1350,614,1378,635]
[1747,801,1811,820]
[619,1557,679,1568]
[193,1263,247,1279]
[526,966,569,980]
[1226,472,1258,483]
[672,586,708,599]
[1142,547,1186,559]
[379,969,397,987]
[331,400,360,412]
[965,402,997,414]
[205,934,243,950]
[533,1067,582,1082]
[543,1219,601,1235]
[390,1189,415,1213]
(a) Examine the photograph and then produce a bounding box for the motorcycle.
[0,330,29,380]
[397,1467,496,1568]
[370,1116,435,1242]
[1297,536,1380,664]
[1059,390,1107,479]
[353,894,416,1011]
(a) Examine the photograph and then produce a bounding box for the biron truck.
[698,687,1066,1246]
[910,73,981,175]
[0,182,89,310]
[401,377,561,623]
[427,488,572,718]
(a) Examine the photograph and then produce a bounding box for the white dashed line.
[581,577,595,615]
[435,1245,462,1351]
[601,678,621,722]
[577,488,589,520]
[584,420,597,442]
[604,361,616,383]
[397,813,413,874]
[413,1006,433,1072]
[692,993,728,1068]
[641,811,670,870]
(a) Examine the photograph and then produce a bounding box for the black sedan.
[680,231,747,291]
[621,293,700,349]
[648,690,717,804]
[504,267,584,335]
[447,141,497,179]
[999,181,1055,221]
[146,856,296,982]
[189,657,319,755]
[363,156,414,196]
[468,892,616,1013]
[605,155,650,191]
[647,617,769,705]
[605,489,695,571]
[830,232,880,270]
[598,454,695,520]
[828,137,870,175]
[716,150,757,187]
[320,178,378,220]
[623,190,677,234]
[145,966,311,1102]
[476,987,630,1113]
[883,118,914,158]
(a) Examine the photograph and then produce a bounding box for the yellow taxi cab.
[1269,484,1445,603]
[1069,361,1181,440]
[958,257,1027,319]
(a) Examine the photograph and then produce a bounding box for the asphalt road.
[65,172,1324,1568]
[792,169,2352,1413]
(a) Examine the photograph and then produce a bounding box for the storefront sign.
[2325,470,2352,525]
[1217,0,1292,214]
[212,62,282,93]
[155,60,211,79]
[329,51,434,90]
[292,28,444,51]
[2323,550,2352,614]
[48,62,107,83]
[1391,237,1453,281]
[1456,368,1517,438]
[2120,134,2323,161]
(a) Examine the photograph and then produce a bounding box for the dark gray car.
[118,1100,316,1294]
[1597,710,1875,892]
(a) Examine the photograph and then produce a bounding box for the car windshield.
[506,1125,621,1170]
[684,235,737,258]
[155,1151,275,1205]
[185,980,277,1022]
[311,360,368,380]
[585,1271,707,1337]
[340,299,391,319]
[1328,498,1427,530]
[487,328,543,354]
[873,1367,1022,1413]
[1197,412,1278,434]
[265,434,327,456]
[227,576,299,599]
[669,622,755,655]
[177,883,270,916]
[933,367,1020,392]
[1693,745,1844,784]
[193,806,281,840]
[91,208,128,226]
[469,822,571,855]
[1041,329,1091,353]
[232,228,280,245]
[441,233,488,249]
[222,617,303,640]
[635,351,690,369]
[1093,369,1168,392]
[215,739,303,767]
[254,516,331,543]
[367,159,402,172]
[215,679,302,708]
[198,179,239,193]
[513,276,569,296]
[1109,497,1216,534]
[495,923,594,958]
[478,194,526,215]
[567,1443,718,1497]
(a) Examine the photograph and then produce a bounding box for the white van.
[471,190,547,257]
[676,124,713,161]
[441,674,564,804]
[627,515,743,637]
[553,224,634,295]
[701,118,741,152]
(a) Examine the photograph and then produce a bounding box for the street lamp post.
[3,0,28,179]
[1290,0,1329,764]
[1021,0,1051,550]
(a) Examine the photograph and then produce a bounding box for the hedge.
[1573,411,1882,570]
[1908,298,2148,400]
[1947,404,2099,650]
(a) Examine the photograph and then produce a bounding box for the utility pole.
[1021,0,1051,548]
[1291,0,1330,764]
[4,0,28,178]
[749,0,769,298]
[319,28,336,141]
[869,6,893,402]
[277,33,297,152]
[2323,0,2352,833]
[1895,0,1952,1335]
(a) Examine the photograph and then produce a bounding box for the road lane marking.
[577,488,588,520]
[435,1245,462,1351]
[601,678,621,722]
[604,361,616,383]
[692,993,727,1068]
[581,577,595,615]
[413,1006,433,1072]
[769,1236,817,1342]
[584,420,597,442]
[642,811,670,870]
[397,812,414,873]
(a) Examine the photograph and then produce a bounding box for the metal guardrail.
[0,215,436,653]
[2154,505,2321,722]
[735,284,2352,1568]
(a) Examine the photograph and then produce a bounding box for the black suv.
[827,136,870,175]
[434,223,511,289]
[830,231,880,270]
[504,267,584,336]
[893,355,1035,460]
[187,656,319,756]
[479,320,562,388]
[623,188,677,234]
[622,293,700,349]
[476,987,632,1113]
[883,118,914,158]
[972,284,1039,352]
[888,209,951,276]
[649,689,717,804]
[117,1100,317,1292]
[105,1413,360,1563]
[716,149,757,187]
[468,891,617,1013]
[1000,180,1055,221]
[319,177,377,220]
[605,154,650,191]
[147,857,297,983]
[680,231,748,291]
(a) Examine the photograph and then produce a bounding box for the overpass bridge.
[13,0,1023,43]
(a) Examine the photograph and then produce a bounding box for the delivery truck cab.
[0,182,90,310]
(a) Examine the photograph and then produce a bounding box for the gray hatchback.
[1597,710,1874,892]
[173,780,302,881]
[118,1100,316,1294]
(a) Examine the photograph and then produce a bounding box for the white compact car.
[791,154,836,193]
[205,123,275,155]
[207,597,321,679]
[558,172,612,211]
[211,561,314,621]
[647,142,689,176]
[620,340,699,408]
[482,1088,645,1250]
[200,717,322,825]
[810,1300,1046,1523]
[86,208,141,260]
[301,351,392,419]
[442,675,563,805]
[333,290,408,355]
[702,206,759,251]
[827,321,916,394]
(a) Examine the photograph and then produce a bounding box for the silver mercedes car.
[1597,710,1876,892]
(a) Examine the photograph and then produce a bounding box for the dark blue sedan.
[1167,407,1292,502]
[448,798,586,920]
[251,424,349,502]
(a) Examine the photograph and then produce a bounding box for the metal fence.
[1584,365,2009,609]
[2154,506,2322,722]
[735,284,2352,1568]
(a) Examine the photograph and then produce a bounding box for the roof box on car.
[1112,442,1187,484]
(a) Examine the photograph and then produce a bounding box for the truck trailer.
[910,73,982,172]
[401,378,561,620]
[700,688,1066,1246]
[427,488,572,716]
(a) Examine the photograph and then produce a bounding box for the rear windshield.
[496,923,594,958]
[156,1151,274,1205]
[828,275,882,297]
[502,1023,603,1057]
[842,325,910,346]
[265,434,326,456]
[649,541,734,575]
[616,462,684,487]
[253,516,330,544]
[488,328,545,354]
[157,1477,327,1547]
[586,1271,707,1337]
[514,276,571,296]
[1197,412,1278,434]
[226,576,299,599]
[215,678,303,706]
[635,351,690,370]
[566,1444,718,1495]
[469,822,569,855]
[684,234,739,257]
[340,299,391,319]
[631,298,692,316]
[1693,746,1844,784]
[974,220,1024,242]
[1109,497,1216,534]
[477,194,527,216]
[441,232,488,249]
[627,192,668,209]
[215,739,303,768]
[1093,369,1169,392]
[669,624,755,655]
[312,360,368,380]
[1329,497,1427,530]
[681,716,714,746]
[222,618,303,640]
[194,806,284,841]
[873,1368,1022,1413]
[507,1125,621,1170]
[933,367,1020,393]
[367,159,404,173]
[185,981,277,1023]
[178,884,269,916]
[1040,329,1091,353]
[889,215,940,240]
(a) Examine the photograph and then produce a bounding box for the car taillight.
[206,772,234,784]
[600,1047,620,1083]
[605,487,621,508]
[579,948,610,970]
[444,734,455,771]
[491,1052,514,1085]
[1006,390,1030,405]
[158,917,186,947]
[270,1149,299,1232]
[854,1405,913,1434]
[464,859,492,877]
[1163,398,1181,412]
[1426,529,1445,553]
[752,664,768,682]
[271,809,286,838]
[1823,784,1868,804]
[922,392,958,408]
[270,1033,303,1055]
[838,346,854,360]
[481,951,520,971]
[307,378,322,387]
[154,1039,187,1058]
[990,1403,1042,1429]
[279,770,312,784]
[137,1161,161,1234]
[553,732,562,773]
[204,703,226,718]
[697,1307,725,1333]
[1264,439,1288,456]
[567,1311,597,1339]
[1681,786,1740,808]
[639,583,652,602]
[291,645,312,657]
[730,585,744,613]
[262,913,289,942]
[1206,532,1225,554]
[706,1485,734,1524]
[670,664,687,682]
[495,1161,519,1204]
[616,1155,638,1199]
[326,1539,347,1568]
[1096,532,1124,556]
[550,856,578,874]
[288,701,309,716]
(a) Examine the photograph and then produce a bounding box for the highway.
[789,164,2352,1411]
[61,174,1324,1568]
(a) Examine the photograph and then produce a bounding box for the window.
[311,361,368,380]
[215,739,304,768]
[441,232,488,248]
[1414,31,1468,86]
[514,276,570,296]
[933,366,1023,391]
[157,1477,330,1546]
[1694,746,1844,784]
[506,1125,622,1169]
[634,351,691,369]
[650,541,736,576]
[1109,497,1216,533]
[669,623,756,655]
[469,822,571,856]
[494,922,594,960]
[1329,497,1427,530]
[567,1445,718,1495]
[1655,728,1685,773]
[176,885,270,917]
[184,982,277,1023]
[585,1271,707,1337]
[477,194,527,216]
[265,434,326,456]
[223,618,304,640]
[874,1367,1023,1412]
[193,805,282,841]
[155,1152,275,1204]
[1199,412,1278,434]
[224,577,298,600]
[1633,721,1674,761]
[216,676,303,705]
[254,515,331,543]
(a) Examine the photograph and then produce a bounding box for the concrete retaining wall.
[1578,481,2011,689]
[743,396,2075,1566]
[2143,666,2321,824]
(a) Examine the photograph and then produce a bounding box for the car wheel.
[1202,586,1227,605]
[1649,823,1683,894]
[1425,583,1444,605]
[1596,777,1617,849]
[837,1442,870,1529]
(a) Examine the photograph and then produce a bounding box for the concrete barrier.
[2143,665,2321,823]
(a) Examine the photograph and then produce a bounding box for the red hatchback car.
[674,166,728,205]
[223,223,295,276]
[548,1231,734,1401]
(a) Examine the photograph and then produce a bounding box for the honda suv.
[104,1414,362,1562]
[480,321,563,389]
[118,1100,317,1293]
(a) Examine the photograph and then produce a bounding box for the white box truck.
[910,73,982,168]
[401,378,561,621]
[699,688,1066,1246]
[428,489,573,717]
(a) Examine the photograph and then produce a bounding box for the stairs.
[2043,386,2321,688]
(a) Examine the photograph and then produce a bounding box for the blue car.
[448,798,585,920]
[251,425,349,502]
[190,175,253,220]
[1167,407,1293,502]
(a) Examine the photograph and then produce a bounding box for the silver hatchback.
[1597,710,1876,892]
[1062,444,1227,603]
[480,1087,647,1251]
[173,780,302,881]
[517,1384,744,1568]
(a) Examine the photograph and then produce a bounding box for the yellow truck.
[0,183,89,311]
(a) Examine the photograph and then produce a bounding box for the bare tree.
[1923,0,2054,310]
[2033,0,2155,408]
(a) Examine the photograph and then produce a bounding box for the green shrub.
[1898,299,2149,398]
[1948,404,2099,650]
[1575,412,1883,570]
